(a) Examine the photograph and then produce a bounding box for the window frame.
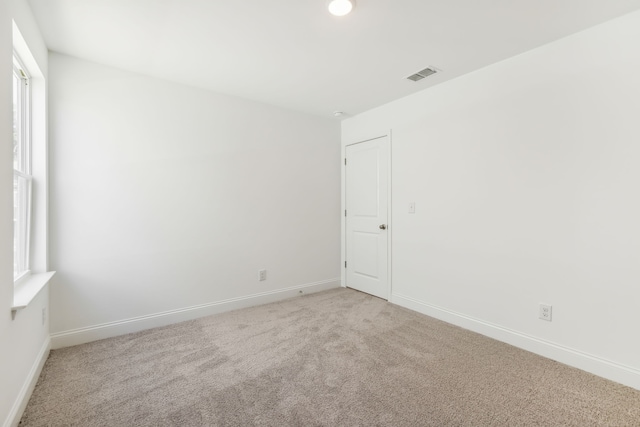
[13,52,33,283]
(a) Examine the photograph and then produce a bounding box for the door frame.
[341,131,392,301]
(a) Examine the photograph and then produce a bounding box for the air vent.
[406,66,437,82]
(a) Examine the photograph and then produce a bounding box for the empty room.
[2,0,640,425]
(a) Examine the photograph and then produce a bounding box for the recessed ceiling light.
[328,0,355,17]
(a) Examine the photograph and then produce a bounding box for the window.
[10,22,54,316]
[13,54,32,282]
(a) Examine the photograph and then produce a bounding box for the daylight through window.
[13,54,32,281]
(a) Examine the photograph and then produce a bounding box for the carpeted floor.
[20,288,640,426]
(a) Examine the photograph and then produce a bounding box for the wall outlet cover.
[539,304,552,321]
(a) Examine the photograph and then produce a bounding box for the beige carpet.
[20,288,640,426]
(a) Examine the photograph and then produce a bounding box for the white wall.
[1,1,50,426]
[343,10,640,390]
[48,53,341,346]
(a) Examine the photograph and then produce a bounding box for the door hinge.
[345,210,347,217]
[345,261,347,268]
[344,158,347,165]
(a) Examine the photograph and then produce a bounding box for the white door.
[345,136,389,300]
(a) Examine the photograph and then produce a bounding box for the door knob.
[379,224,387,230]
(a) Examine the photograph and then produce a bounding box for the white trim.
[393,293,640,391]
[341,143,346,289]
[386,131,393,298]
[12,272,56,317]
[3,337,50,427]
[51,278,340,349]
[12,270,30,285]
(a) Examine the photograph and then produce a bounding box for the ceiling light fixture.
[328,0,355,16]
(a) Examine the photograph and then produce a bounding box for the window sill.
[12,271,56,319]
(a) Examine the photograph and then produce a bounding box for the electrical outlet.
[409,202,416,214]
[539,304,552,321]
[259,269,267,281]
[42,307,46,326]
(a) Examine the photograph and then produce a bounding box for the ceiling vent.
[406,66,437,82]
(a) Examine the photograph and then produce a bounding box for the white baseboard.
[392,293,640,391]
[4,337,50,427]
[51,279,340,349]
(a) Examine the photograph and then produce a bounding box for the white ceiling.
[27,0,640,118]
